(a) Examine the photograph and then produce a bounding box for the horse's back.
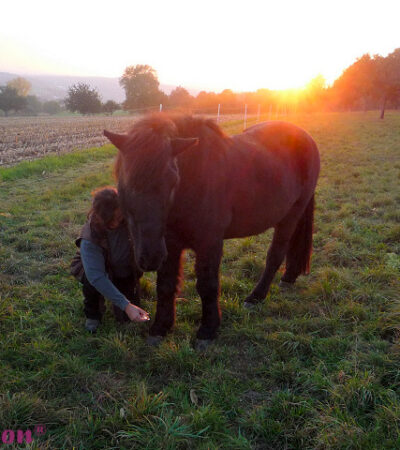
[244,120,317,148]
[243,121,320,183]
[223,121,320,239]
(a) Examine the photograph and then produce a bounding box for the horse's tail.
[287,194,315,276]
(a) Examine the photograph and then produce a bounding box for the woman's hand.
[124,303,150,322]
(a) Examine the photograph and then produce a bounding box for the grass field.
[0,112,399,449]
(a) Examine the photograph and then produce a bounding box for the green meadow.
[0,112,399,449]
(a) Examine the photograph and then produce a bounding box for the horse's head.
[104,117,198,271]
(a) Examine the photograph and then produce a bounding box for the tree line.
[0,78,118,117]
[330,49,400,118]
[1,48,399,118]
[64,50,400,119]
[0,78,64,116]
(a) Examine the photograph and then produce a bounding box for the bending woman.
[71,186,149,332]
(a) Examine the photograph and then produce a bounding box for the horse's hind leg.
[244,223,295,305]
[244,202,309,305]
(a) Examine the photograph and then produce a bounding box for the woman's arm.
[80,239,130,311]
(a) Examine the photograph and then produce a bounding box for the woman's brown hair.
[88,186,120,237]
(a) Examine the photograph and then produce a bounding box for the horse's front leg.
[148,243,183,342]
[195,240,224,344]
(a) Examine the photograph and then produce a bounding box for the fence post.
[160,104,163,112]
[217,103,221,123]
[244,104,247,130]
[257,104,261,122]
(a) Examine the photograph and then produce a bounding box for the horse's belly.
[223,151,303,239]
[224,195,295,239]
[224,222,271,239]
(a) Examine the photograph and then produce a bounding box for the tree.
[303,75,327,112]
[65,83,102,114]
[195,90,218,111]
[0,86,27,116]
[217,89,237,109]
[330,51,400,117]
[7,77,31,97]
[43,100,61,115]
[168,86,193,107]
[332,54,376,111]
[375,48,400,119]
[25,95,42,115]
[254,89,274,109]
[120,65,165,110]
[103,100,120,115]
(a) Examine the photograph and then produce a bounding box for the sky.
[1,0,399,92]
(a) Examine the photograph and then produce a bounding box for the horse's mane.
[169,114,227,140]
[114,113,228,189]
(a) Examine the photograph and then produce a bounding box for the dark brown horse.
[104,114,320,346]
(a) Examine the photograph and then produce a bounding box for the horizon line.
[0,68,335,93]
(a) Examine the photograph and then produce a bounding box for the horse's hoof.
[195,339,213,352]
[279,280,295,290]
[146,335,164,346]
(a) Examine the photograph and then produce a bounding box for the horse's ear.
[170,138,199,157]
[104,130,127,150]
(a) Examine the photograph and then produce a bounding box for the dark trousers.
[82,273,140,323]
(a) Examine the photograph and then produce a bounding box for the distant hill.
[0,72,199,102]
